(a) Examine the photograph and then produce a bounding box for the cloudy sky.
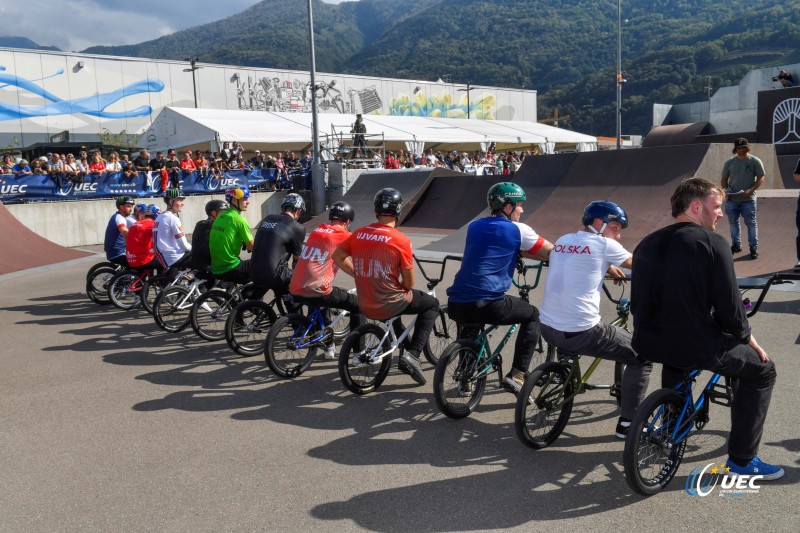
[1,0,351,53]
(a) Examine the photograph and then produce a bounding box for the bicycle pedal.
[609,383,622,398]
[706,383,733,407]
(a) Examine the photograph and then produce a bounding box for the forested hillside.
[78,0,800,135]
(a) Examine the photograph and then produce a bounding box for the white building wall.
[0,47,537,149]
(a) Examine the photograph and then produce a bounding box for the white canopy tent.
[144,107,597,155]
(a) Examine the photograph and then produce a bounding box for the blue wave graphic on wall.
[0,65,165,121]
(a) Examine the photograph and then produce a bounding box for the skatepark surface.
[0,202,92,275]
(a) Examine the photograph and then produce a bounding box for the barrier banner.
[0,169,278,202]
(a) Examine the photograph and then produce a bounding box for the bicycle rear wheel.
[330,308,351,343]
[86,265,116,305]
[141,273,171,315]
[191,290,234,341]
[623,389,687,496]
[433,340,487,419]
[154,286,195,333]
[338,324,392,395]
[515,362,574,449]
[422,305,458,366]
[107,270,143,310]
[86,261,116,282]
[226,300,278,356]
[264,315,317,378]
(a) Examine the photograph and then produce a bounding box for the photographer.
[774,69,794,88]
[350,114,366,159]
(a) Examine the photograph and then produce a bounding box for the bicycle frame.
[471,323,517,381]
[286,306,349,351]
[662,370,724,445]
[365,315,418,364]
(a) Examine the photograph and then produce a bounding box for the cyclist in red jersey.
[289,201,364,359]
[333,188,439,385]
[125,204,162,271]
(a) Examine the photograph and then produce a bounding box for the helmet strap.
[587,220,606,235]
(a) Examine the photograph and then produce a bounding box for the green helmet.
[487,182,526,211]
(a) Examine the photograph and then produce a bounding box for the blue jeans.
[725,199,758,248]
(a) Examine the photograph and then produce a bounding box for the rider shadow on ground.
[2,292,124,325]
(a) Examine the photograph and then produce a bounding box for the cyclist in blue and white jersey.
[104,196,136,267]
[447,182,554,395]
[539,200,652,438]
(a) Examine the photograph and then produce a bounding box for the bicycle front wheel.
[226,300,278,356]
[107,270,143,310]
[422,305,458,366]
[264,315,317,378]
[623,389,687,496]
[191,290,234,341]
[515,362,574,449]
[154,286,195,333]
[141,273,171,315]
[330,308,351,343]
[86,265,116,305]
[433,340,487,419]
[338,324,392,395]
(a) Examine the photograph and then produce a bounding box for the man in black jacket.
[631,177,783,480]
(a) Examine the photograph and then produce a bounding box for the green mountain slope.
[80,0,800,136]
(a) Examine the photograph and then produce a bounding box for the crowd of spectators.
[338,147,530,175]
[0,141,314,190]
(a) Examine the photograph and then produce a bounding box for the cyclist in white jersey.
[153,188,192,275]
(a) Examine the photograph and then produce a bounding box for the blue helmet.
[134,203,147,214]
[144,204,161,218]
[581,200,628,229]
[225,185,250,203]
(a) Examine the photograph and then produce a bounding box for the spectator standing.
[193,150,208,177]
[62,154,81,183]
[89,152,106,177]
[165,149,181,189]
[106,152,123,173]
[134,149,151,171]
[46,152,66,188]
[12,159,32,177]
[721,138,765,259]
[350,114,366,159]
[1,153,14,174]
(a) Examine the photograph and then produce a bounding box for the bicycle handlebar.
[601,276,631,305]
[511,259,546,292]
[413,254,463,291]
[738,271,800,317]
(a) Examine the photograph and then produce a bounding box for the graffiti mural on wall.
[389,89,497,119]
[0,65,164,122]
[234,75,383,115]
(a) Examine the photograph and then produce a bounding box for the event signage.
[0,168,305,202]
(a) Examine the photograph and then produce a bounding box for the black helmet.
[329,201,355,224]
[373,188,403,217]
[115,195,135,207]
[581,200,629,229]
[281,193,306,213]
[205,199,229,216]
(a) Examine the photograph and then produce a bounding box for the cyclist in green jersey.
[210,186,255,285]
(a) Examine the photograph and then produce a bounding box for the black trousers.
[661,335,776,463]
[294,287,365,331]
[448,295,541,373]
[389,290,439,356]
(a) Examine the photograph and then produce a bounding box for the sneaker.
[731,243,742,254]
[750,246,758,260]
[725,456,785,481]
[615,417,632,439]
[795,261,800,272]
[398,353,426,386]
[502,371,525,396]
[323,344,336,360]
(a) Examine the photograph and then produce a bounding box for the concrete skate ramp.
[305,167,462,230]
[415,153,578,251]
[0,202,91,275]
[420,145,795,277]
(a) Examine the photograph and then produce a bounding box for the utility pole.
[183,58,201,108]
[616,0,624,150]
[307,0,325,216]
[583,99,595,136]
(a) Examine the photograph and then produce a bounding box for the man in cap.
[721,138,765,259]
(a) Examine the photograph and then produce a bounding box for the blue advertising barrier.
[0,168,289,202]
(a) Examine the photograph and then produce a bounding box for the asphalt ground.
[1,234,798,532]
